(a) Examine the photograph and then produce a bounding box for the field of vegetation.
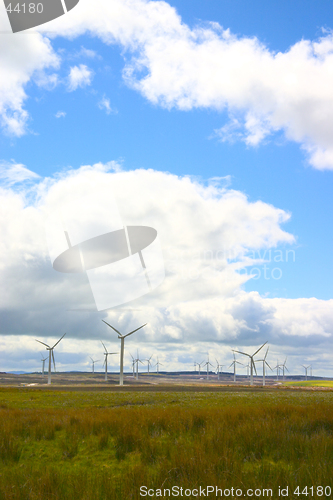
[284,380,333,388]
[0,388,333,499]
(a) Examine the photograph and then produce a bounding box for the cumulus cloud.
[0,7,59,135]
[0,161,332,373]
[1,0,333,168]
[39,0,333,169]
[67,64,93,91]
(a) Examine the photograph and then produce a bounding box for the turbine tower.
[233,342,267,386]
[101,341,117,382]
[35,333,66,385]
[102,320,146,386]
[255,347,272,386]
[229,352,243,382]
[90,357,100,374]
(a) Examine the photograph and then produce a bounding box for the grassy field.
[284,380,333,388]
[0,388,333,499]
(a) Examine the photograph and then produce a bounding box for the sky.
[0,0,332,376]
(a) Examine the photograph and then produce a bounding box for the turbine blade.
[252,359,257,376]
[233,350,250,357]
[52,333,66,349]
[35,339,50,348]
[253,342,267,357]
[52,350,56,372]
[124,323,147,338]
[264,346,269,360]
[100,340,107,353]
[102,320,123,337]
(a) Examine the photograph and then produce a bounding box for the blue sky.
[0,0,332,375]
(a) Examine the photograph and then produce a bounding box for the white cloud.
[0,160,40,187]
[1,0,333,167]
[67,64,93,91]
[42,0,333,170]
[55,111,66,118]
[98,96,116,114]
[0,161,332,373]
[0,7,59,136]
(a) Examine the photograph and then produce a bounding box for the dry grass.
[0,389,332,499]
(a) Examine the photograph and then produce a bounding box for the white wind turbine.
[215,359,224,381]
[90,357,100,374]
[145,354,154,374]
[129,353,136,377]
[233,342,267,386]
[102,320,147,386]
[100,341,117,382]
[302,364,310,381]
[134,350,143,380]
[229,352,243,382]
[155,357,163,374]
[35,333,66,385]
[273,360,281,381]
[40,354,48,376]
[203,356,213,380]
[281,357,289,381]
[197,360,204,376]
[255,347,272,386]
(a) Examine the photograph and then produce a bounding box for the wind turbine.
[272,360,280,381]
[198,361,204,376]
[155,357,163,374]
[229,352,243,382]
[233,342,267,386]
[90,357,100,374]
[203,356,213,380]
[255,347,272,386]
[129,353,136,377]
[215,359,224,381]
[40,354,48,376]
[100,341,117,382]
[302,364,310,381]
[281,357,289,381]
[102,320,146,386]
[35,333,66,385]
[145,354,154,374]
[134,350,143,380]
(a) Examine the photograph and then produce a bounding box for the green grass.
[0,388,333,499]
